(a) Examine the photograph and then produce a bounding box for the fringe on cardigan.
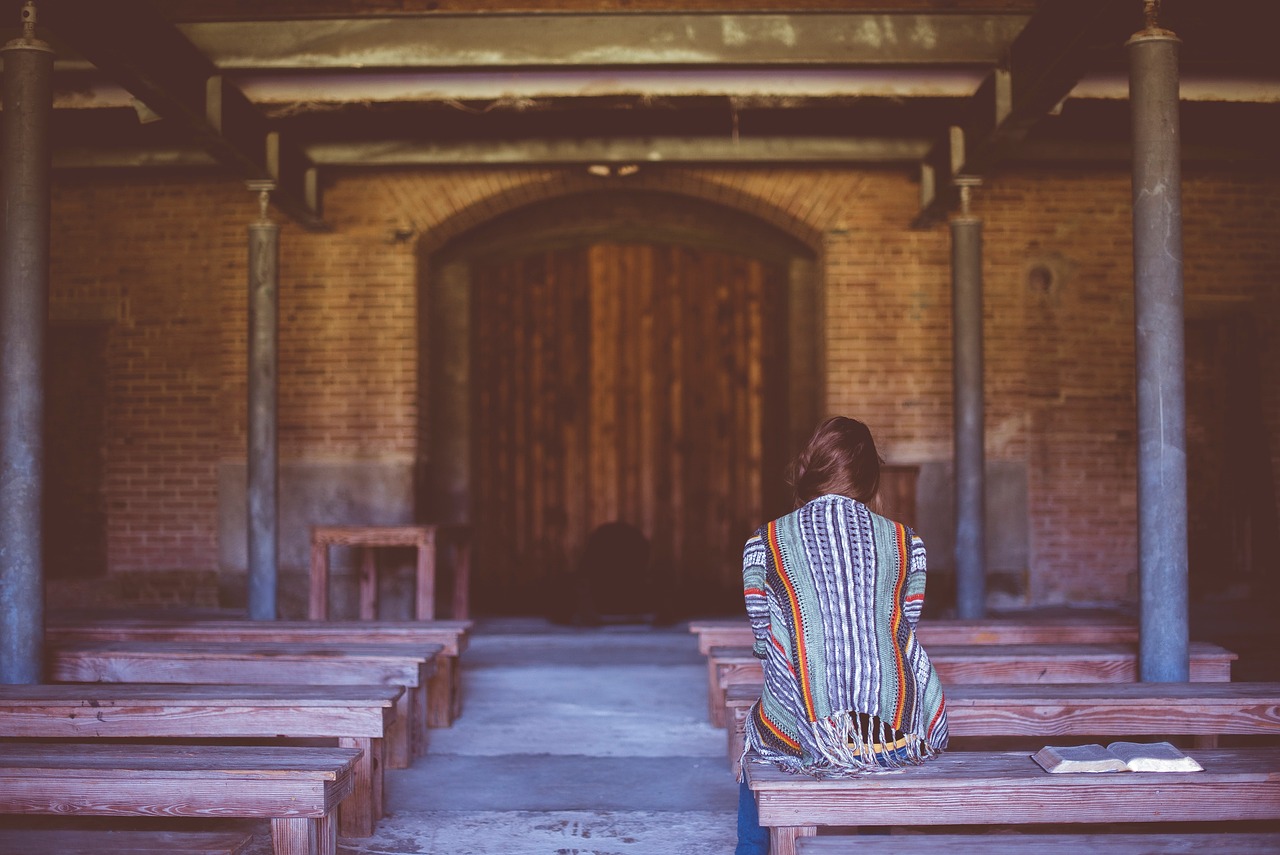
[741,707,939,781]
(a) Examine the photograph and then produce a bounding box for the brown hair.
[787,416,882,509]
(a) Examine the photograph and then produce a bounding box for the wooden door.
[469,242,789,615]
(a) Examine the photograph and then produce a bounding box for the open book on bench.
[1032,741,1204,773]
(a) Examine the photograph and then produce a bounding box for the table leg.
[415,532,435,621]
[451,538,471,620]
[309,539,329,620]
[359,548,377,621]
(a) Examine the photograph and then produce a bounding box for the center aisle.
[346,617,739,855]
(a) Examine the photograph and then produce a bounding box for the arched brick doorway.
[420,190,820,618]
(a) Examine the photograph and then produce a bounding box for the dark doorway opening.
[421,190,820,619]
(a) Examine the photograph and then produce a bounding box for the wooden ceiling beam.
[153,1,1040,20]
[37,0,326,230]
[154,14,1028,71]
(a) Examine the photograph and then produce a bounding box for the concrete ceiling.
[2,0,1277,229]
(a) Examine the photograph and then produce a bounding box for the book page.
[1031,744,1128,773]
[1106,741,1204,772]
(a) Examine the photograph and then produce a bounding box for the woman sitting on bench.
[736,416,950,854]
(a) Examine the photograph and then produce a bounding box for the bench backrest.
[47,641,438,687]
[714,641,1236,684]
[691,615,1139,654]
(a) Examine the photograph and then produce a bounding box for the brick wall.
[47,163,1280,610]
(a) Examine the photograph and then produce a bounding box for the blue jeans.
[736,780,769,855]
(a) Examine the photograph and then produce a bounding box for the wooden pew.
[690,614,1139,656]
[0,743,360,855]
[47,617,472,727]
[746,746,1280,855]
[796,832,1280,854]
[0,828,254,855]
[707,641,1237,727]
[726,680,1280,778]
[0,683,402,838]
[46,641,438,769]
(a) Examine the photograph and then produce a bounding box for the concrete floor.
[257,617,741,855]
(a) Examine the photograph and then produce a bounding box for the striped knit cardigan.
[741,494,949,778]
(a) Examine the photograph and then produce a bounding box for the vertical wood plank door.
[469,242,790,616]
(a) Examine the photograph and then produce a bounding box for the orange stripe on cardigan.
[759,705,802,752]
[767,520,817,722]
[888,522,910,731]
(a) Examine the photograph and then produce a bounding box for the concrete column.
[0,4,53,684]
[1129,18,1189,681]
[950,181,986,619]
[246,184,279,620]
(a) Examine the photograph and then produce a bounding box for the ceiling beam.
[911,0,1133,227]
[37,0,326,230]
[154,14,1028,72]
[50,136,932,169]
[154,1,1040,19]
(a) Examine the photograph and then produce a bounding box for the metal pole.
[246,184,279,620]
[1129,13,1188,681]
[0,3,53,684]
[951,180,986,619]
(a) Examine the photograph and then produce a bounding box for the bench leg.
[413,683,430,756]
[271,815,335,855]
[707,658,724,726]
[338,736,376,837]
[769,825,815,855]
[449,656,463,721]
[388,692,412,769]
[427,657,454,727]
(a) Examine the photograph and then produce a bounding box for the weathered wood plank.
[689,615,1140,656]
[46,641,436,769]
[0,828,253,855]
[708,641,1235,727]
[46,618,470,727]
[0,683,401,838]
[0,742,359,855]
[797,833,1280,855]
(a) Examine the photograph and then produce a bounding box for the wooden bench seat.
[690,614,1139,656]
[707,641,1237,726]
[726,680,1280,777]
[0,828,254,855]
[47,617,471,728]
[795,832,1280,854]
[746,746,1280,855]
[46,641,438,769]
[0,683,402,837]
[0,743,360,855]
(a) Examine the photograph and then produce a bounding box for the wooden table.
[309,524,471,621]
